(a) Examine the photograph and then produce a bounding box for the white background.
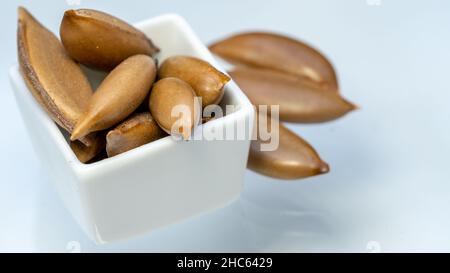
[1,0,449,252]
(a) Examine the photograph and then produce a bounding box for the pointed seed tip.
[319,161,330,174]
[208,43,218,51]
[351,103,360,110]
[342,98,359,111]
[18,6,28,17]
[69,132,79,142]
[70,123,87,141]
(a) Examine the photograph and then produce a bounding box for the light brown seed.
[70,133,106,163]
[229,67,356,123]
[106,112,166,157]
[60,9,159,71]
[158,56,230,107]
[17,7,95,146]
[248,118,329,180]
[209,32,338,91]
[149,77,200,140]
[71,54,156,141]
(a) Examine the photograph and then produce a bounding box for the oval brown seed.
[229,67,356,123]
[209,32,338,91]
[149,77,200,140]
[71,54,156,141]
[248,119,329,180]
[60,9,159,71]
[17,7,95,146]
[70,133,106,163]
[158,56,230,107]
[106,112,166,157]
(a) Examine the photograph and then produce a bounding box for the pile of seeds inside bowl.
[17,7,356,180]
[17,8,229,161]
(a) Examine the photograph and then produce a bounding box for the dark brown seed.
[229,67,356,123]
[158,56,230,107]
[86,150,108,164]
[60,9,159,71]
[17,7,95,146]
[106,112,166,157]
[70,133,106,163]
[248,118,329,180]
[71,54,157,141]
[209,32,338,91]
[201,116,216,124]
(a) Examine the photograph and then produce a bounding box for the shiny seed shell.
[229,67,356,123]
[210,32,338,90]
[60,9,159,71]
[248,120,329,180]
[158,56,230,107]
[71,54,156,140]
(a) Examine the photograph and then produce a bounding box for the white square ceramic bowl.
[9,14,254,244]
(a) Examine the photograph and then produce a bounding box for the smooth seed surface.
[149,77,200,140]
[229,67,356,123]
[60,9,159,71]
[71,54,156,141]
[210,32,338,91]
[158,56,230,107]
[248,118,329,180]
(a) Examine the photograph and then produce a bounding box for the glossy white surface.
[1,0,450,252]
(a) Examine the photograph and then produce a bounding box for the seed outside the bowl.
[229,67,356,123]
[209,32,339,91]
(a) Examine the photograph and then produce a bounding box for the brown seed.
[229,67,356,123]
[60,9,159,71]
[149,77,200,140]
[17,7,95,146]
[158,56,230,107]
[70,133,106,163]
[86,150,108,164]
[248,118,329,180]
[209,32,338,91]
[106,112,166,157]
[71,54,156,141]
[202,116,216,124]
